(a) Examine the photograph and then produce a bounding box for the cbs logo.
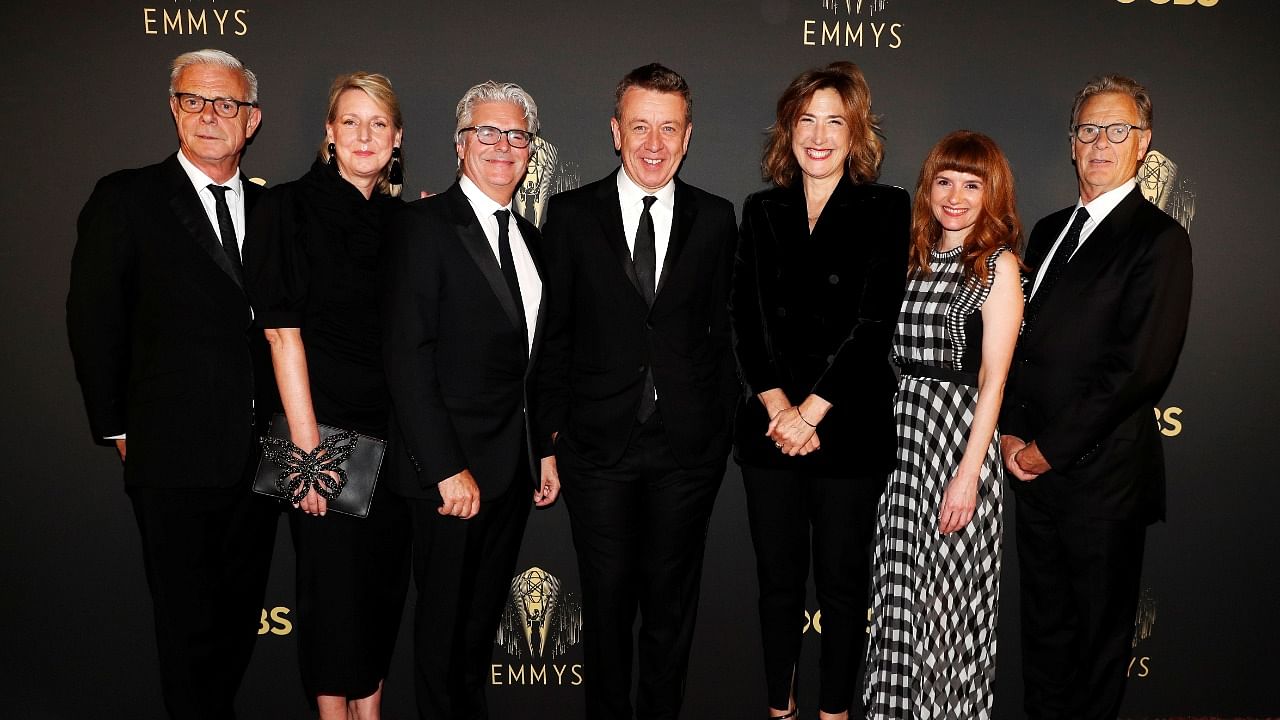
[1153,406,1183,437]
[258,606,293,636]
[1117,0,1218,5]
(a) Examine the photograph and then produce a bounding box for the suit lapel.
[656,180,696,298]
[446,184,526,336]
[516,212,546,370]
[1025,188,1145,344]
[1058,187,1143,288]
[1020,205,1075,306]
[593,173,645,301]
[164,154,245,292]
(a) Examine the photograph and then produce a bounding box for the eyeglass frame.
[172,92,259,119]
[458,125,534,149]
[1070,122,1146,144]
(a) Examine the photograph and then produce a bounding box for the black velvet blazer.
[730,175,909,474]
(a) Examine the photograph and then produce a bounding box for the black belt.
[898,361,978,387]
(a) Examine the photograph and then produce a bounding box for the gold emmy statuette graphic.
[496,567,583,659]
[514,137,580,229]
[1127,587,1157,678]
[1137,150,1196,231]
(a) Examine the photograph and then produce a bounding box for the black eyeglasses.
[1071,122,1145,144]
[173,92,258,119]
[459,125,533,149]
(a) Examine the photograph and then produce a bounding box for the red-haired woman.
[863,131,1024,718]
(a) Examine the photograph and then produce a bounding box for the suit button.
[638,365,647,373]
[828,274,839,284]
[776,307,787,318]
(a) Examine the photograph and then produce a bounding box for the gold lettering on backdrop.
[801,20,903,47]
[1127,656,1151,677]
[141,4,250,35]
[1153,406,1183,437]
[187,10,206,34]
[489,664,584,686]
[1117,0,1218,5]
[257,607,293,636]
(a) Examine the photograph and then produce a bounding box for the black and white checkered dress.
[863,246,1005,719]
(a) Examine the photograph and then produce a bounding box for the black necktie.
[494,210,527,349]
[1026,206,1089,327]
[633,196,658,422]
[634,195,658,306]
[206,184,243,279]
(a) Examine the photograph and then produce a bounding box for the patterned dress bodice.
[894,247,1004,374]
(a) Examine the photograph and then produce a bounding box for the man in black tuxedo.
[1000,75,1193,720]
[66,49,277,719]
[536,63,738,720]
[381,80,559,720]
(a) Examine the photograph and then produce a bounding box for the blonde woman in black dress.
[246,72,409,720]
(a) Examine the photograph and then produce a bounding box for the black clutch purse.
[253,413,386,518]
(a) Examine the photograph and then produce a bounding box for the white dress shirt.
[1030,180,1136,298]
[459,175,542,353]
[176,149,247,252]
[617,168,676,283]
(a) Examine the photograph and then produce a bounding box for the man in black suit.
[1000,75,1193,720]
[66,49,277,719]
[381,80,559,720]
[536,63,738,720]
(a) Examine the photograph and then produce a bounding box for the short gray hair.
[454,81,539,141]
[1070,74,1152,133]
[169,48,258,103]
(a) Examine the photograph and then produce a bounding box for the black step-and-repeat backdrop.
[3,1,1277,717]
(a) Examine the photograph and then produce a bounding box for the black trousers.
[560,411,724,720]
[127,481,278,720]
[740,464,882,715]
[1015,494,1147,720]
[407,474,532,720]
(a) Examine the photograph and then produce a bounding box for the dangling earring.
[388,146,403,186]
[327,142,337,168]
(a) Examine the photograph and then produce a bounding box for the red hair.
[909,131,1023,285]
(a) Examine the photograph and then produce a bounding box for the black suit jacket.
[381,182,545,502]
[731,177,909,474]
[535,171,739,469]
[1001,186,1193,523]
[67,153,263,488]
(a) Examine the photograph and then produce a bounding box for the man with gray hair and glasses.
[382,80,558,720]
[1000,74,1193,719]
[67,48,277,719]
